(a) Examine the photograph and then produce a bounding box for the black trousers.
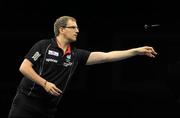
[8,92,57,118]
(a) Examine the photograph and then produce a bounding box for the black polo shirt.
[17,38,90,102]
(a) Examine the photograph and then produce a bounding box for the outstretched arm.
[86,46,157,65]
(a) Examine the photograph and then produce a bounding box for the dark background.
[0,0,179,117]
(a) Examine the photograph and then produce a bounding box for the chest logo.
[65,54,71,62]
[48,50,59,57]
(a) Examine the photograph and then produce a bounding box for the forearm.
[106,48,138,62]
[86,46,156,65]
[86,48,139,65]
[19,60,46,87]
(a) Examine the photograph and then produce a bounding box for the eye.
[65,26,79,30]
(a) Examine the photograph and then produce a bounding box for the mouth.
[74,34,78,37]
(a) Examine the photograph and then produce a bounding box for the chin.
[69,38,77,43]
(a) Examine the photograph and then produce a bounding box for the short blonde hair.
[54,16,76,36]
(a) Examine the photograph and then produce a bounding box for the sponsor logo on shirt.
[48,50,59,57]
[63,54,72,67]
[63,62,73,67]
[46,58,58,63]
[32,52,41,61]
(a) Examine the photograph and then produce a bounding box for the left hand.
[43,81,62,96]
[135,46,157,58]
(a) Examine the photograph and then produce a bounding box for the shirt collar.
[64,45,71,55]
[51,38,71,55]
[51,38,59,48]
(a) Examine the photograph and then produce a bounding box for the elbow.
[19,63,24,73]
[105,53,113,62]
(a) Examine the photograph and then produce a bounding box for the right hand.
[43,81,62,96]
[134,46,157,58]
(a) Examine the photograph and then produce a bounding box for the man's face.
[62,20,79,42]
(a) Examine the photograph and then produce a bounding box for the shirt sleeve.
[76,49,91,65]
[24,40,46,65]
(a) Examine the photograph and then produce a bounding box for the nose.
[75,28,79,33]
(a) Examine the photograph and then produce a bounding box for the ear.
[59,27,64,34]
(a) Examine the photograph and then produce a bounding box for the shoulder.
[32,39,52,49]
[35,39,51,45]
[74,48,91,54]
[75,48,91,58]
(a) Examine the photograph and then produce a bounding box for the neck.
[56,35,69,50]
